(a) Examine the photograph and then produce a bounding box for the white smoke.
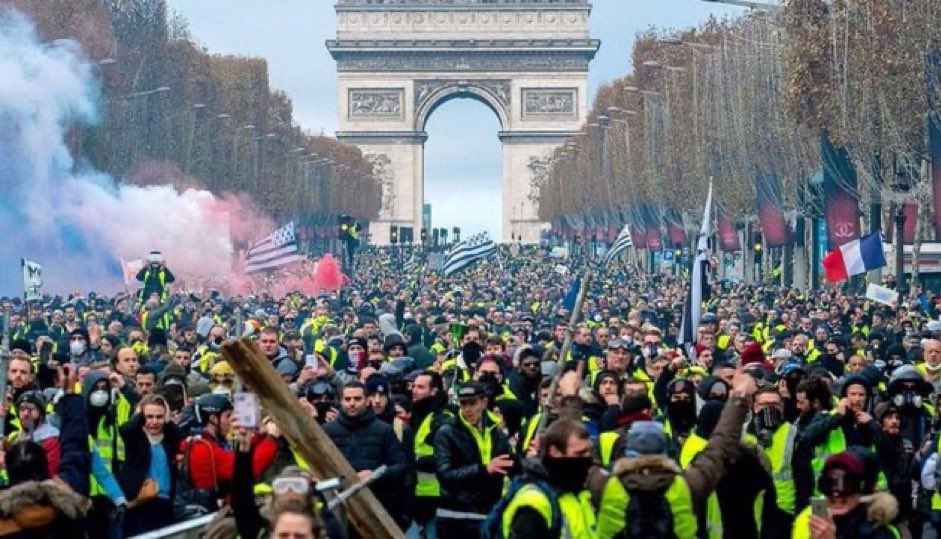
[0,9,270,294]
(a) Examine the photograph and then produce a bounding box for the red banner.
[756,173,791,247]
[716,212,740,251]
[821,134,861,248]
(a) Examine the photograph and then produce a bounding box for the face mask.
[892,391,922,409]
[542,455,593,492]
[89,389,109,408]
[313,401,334,422]
[667,400,696,433]
[70,341,86,356]
[754,406,784,436]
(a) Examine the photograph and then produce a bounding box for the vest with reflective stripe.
[765,422,798,514]
[414,412,442,497]
[89,398,131,497]
[501,484,596,539]
[679,433,723,539]
[597,473,697,539]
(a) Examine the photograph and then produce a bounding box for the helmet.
[304,380,337,402]
[194,393,232,424]
[15,391,47,418]
[887,364,931,396]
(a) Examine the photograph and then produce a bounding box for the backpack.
[480,475,562,539]
[619,485,674,539]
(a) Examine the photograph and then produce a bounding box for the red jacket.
[181,432,277,491]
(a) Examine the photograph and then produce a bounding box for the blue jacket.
[55,394,91,496]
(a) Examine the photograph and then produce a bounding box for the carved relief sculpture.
[349,89,405,120]
[522,88,577,120]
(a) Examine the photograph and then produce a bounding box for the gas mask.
[892,391,923,409]
[754,406,784,444]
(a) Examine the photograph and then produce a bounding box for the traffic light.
[453,227,461,243]
[753,232,762,263]
[338,214,352,240]
[432,228,440,245]
[390,225,398,244]
[441,228,448,244]
[421,228,428,243]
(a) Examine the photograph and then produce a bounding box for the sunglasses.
[521,361,540,368]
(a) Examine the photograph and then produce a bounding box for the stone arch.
[414,80,510,132]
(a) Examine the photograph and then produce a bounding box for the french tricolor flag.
[822,233,887,283]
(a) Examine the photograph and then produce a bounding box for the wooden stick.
[536,269,593,434]
[221,338,403,539]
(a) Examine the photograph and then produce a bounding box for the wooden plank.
[221,338,403,539]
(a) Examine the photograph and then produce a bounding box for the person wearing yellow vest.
[499,419,597,538]
[408,372,452,538]
[748,387,815,531]
[596,368,756,539]
[434,381,518,537]
[792,452,899,539]
[83,369,133,539]
[135,252,174,302]
[802,375,876,483]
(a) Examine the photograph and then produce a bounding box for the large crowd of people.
[0,244,938,538]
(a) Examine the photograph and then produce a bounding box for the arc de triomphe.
[327,0,598,245]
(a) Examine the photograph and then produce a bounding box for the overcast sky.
[168,0,744,239]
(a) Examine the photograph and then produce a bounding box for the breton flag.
[21,258,43,301]
[442,232,496,277]
[245,222,304,274]
[679,182,713,347]
[403,256,419,273]
[602,224,633,266]
[822,232,887,283]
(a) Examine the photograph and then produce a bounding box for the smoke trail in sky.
[0,9,271,295]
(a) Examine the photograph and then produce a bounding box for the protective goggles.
[272,476,311,495]
[817,468,860,497]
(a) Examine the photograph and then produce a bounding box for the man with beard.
[874,402,921,539]
[508,346,543,418]
[408,372,452,539]
[794,377,832,431]
[802,374,876,483]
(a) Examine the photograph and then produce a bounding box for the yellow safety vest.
[764,423,798,514]
[89,396,131,497]
[597,473,697,539]
[791,505,899,539]
[501,484,596,539]
[414,412,442,498]
[679,433,724,539]
[599,431,619,468]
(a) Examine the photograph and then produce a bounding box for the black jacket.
[324,408,408,521]
[118,413,183,501]
[433,412,518,514]
[507,371,541,418]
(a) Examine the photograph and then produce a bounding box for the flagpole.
[535,268,593,436]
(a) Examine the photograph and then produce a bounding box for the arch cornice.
[413,79,510,131]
